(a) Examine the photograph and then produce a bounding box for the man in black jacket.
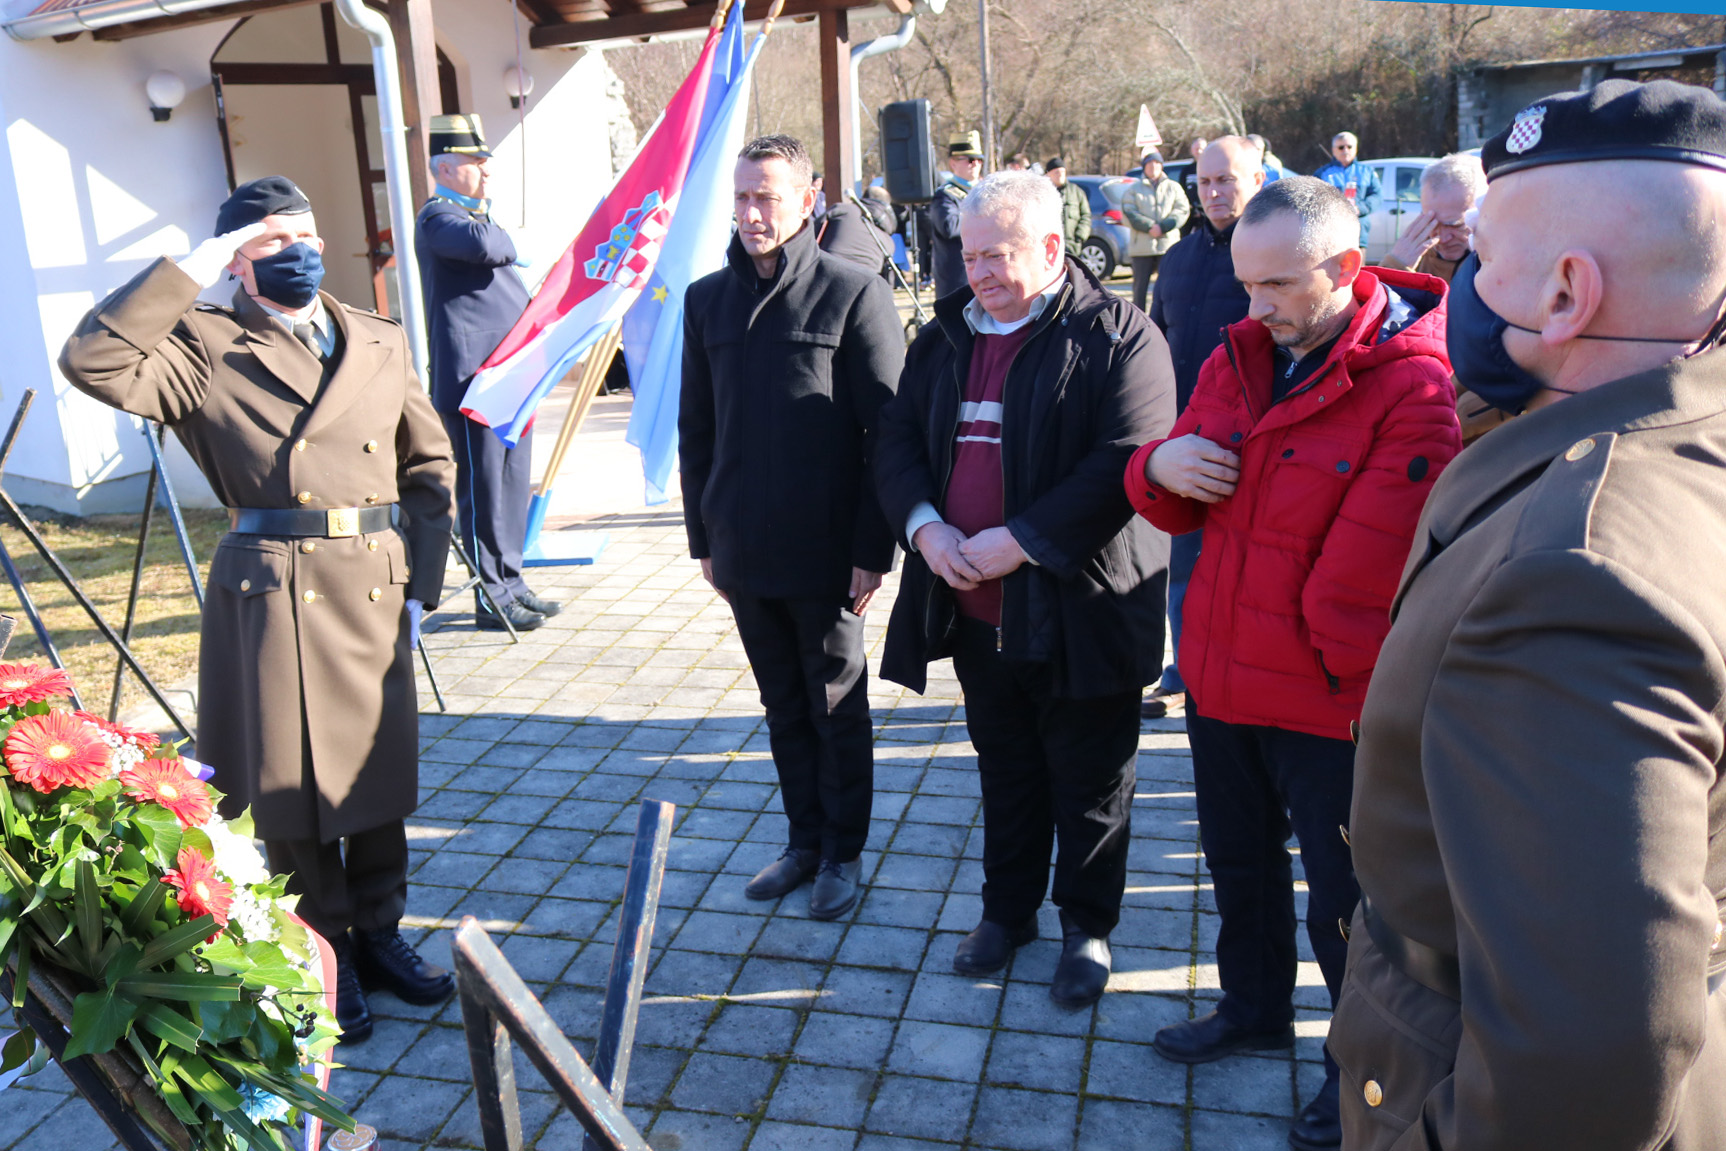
[680,135,905,920]
[415,114,559,632]
[875,170,1176,1006]
[1141,135,1263,718]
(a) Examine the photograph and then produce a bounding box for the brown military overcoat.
[1334,348,1726,1149]
[59,258,455,843]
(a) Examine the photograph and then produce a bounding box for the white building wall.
[0,0,619,514]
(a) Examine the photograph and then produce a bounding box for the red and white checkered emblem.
[1505,105,1546,155]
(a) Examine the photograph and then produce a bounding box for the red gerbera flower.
[3,711,112,792]
[119,758,213,828]
[162,847,232,930]
[0,663,73,710]
[75,710,161,750]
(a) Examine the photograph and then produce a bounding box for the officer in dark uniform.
[1332,80,1726,1150]
[59,177,459,1044]
[929,130,984,299]
[416,114,560,631]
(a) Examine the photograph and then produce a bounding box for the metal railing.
[453,798,675,1151]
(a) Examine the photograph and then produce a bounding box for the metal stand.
[847,188,929,330]
[454,799,674,1151]
[0,392,191,739]
[415,532,523,714]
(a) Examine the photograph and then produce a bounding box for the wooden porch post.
[818,7,853,195]
[389,0,440,208]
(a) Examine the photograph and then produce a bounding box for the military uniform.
[1334,81,1726,1150]
[59,256,455,928]
[930,131,983,301]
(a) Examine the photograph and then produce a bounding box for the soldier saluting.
[59,177,458,1045]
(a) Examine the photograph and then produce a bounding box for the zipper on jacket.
[1222,330,1258,425]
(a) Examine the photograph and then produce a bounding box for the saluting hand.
[176,222,269,289]
[1148,434,1240,503]
[914,521,983,591]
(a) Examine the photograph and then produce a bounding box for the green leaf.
[74,859,102,972]
[137,1003,204,1053]
[117,971,243,1001]
[61,987,141,1059]
[124,1033,201,1126]
[1,1026,39,1076]
[179,827,212,858]
[137,915,217,970]
[194,998,254,1044]
[9,936,28,1010]
[172,1052,245,1111]
[119,876,170,937]
[129,804,183,870]
[234,942,299,992]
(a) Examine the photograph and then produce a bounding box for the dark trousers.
[729,592,874,861]
[265,820,409,943]
[1160,531,1201,693]
[952,617,1140,938]
[1185,709,1359,1048]
[1131,254,1163,311]
[442,411,533,608]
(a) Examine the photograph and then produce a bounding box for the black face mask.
[249,242,325,309]
[1447,251,1726,415]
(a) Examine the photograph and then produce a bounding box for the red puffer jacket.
[1124,268,1460,738]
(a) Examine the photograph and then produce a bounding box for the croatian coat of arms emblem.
[1505,105,1546,155]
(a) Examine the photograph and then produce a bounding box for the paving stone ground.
[6,505,1329,1151]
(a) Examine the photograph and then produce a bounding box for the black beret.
[1483,78,1726,182]
[1046,157,1066,171]
[216,176,311,234]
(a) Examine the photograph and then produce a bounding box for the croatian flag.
[622,1,764,503]
[458,22,723,444]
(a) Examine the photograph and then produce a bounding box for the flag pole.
[524,323,623,550]
[760,0,786,35]
[710,0,732,28]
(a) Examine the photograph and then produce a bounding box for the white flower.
[228,888,279,943]
[203,816,271,888]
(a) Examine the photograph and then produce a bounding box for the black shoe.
[516,590,562,618]
[1049,913,1111,1008]
[330,935,372,1044]
[1152,1009,1295,1064]
[809,857,862,920]
[476,601,545,632]
[1289,1068,1341,1150]
[351,927,456,1006]
[744,848,819,900]
[952,917,1038,975]
[1141,687,1186,719]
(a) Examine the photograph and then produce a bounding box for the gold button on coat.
[365,494,379,504]
[1364,1080,1384,1108]
[1565,438,1597,461]
[293,439,308,452]
[367,539,379,552]
[302,590,316,603]
[364,440,378,453]
[369,587,382,601]
[300,540,316,554]
[239,579,251,592]
[297,491,312,504]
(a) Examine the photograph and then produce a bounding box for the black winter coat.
[875,258,1176,699]
[1148,214,1250,412]
[680,222,905,599]
[415,197,531,414]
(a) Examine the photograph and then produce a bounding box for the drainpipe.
[847,12,917,190]
[333,0,429,383]
[4,0,240,40]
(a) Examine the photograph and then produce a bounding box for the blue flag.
[622,5,766,504]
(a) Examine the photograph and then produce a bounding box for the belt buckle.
[326,507,360,538]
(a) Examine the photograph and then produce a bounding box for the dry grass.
[0,507,229,720]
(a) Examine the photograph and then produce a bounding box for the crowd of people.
[50,75,1726,1151]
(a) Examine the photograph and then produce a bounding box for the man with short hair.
[1313,131,1382,250]
[1142,136,1264,719]
[931,131,986,298]
[1334,78,1726,1151]
[1248,133,1288,182]
[416,114,560,633]
[1121,150,1191,311]
[1045,158,1091,254]
[1005,152,1031,171]
[60,177,459,1045]
[680,134,904,921]
[1129,176,1459,1151]
[876,171,1175,1007]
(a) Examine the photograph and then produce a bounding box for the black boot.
[1049,912,1111,1008]
[1152,1009,1295,1064]
[516,590,562,618]
[329,934,372,1044]
[352,927,456,1006]
[952,918,1038,975]
[476,600,545,632]
[1288,1065,1341,1150]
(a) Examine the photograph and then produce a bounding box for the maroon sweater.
[944,326,1031,624]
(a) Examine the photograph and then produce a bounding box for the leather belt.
[228,505,398,538]
[1361,894,1462,1002]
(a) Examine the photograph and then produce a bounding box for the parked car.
[1068,175,1137,280]
[1360,156,1440,264]
[1128,159,1203,219]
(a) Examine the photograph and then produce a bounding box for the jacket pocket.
[385,531,412,585]
[776,330,843,398]
[1329,919,1460,1151]
[209,542,288,598]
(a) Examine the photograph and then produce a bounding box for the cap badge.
[1506,105,1547,155]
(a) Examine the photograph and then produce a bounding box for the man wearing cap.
[1045,158,1091,256]
[416,113,560,633]
[59,176,458,1045]
[1331,78,1726,1149]
[1121,150,1190,312]
[930,131,985,299]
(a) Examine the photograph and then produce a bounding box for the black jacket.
[875,258,1176,698]
[1148,213,1250,412]
[415,197,531,414]
[929,181,969,300]
[818,203,892,279]
[680,222,905,599]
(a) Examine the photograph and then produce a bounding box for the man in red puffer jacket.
[1124,177,1460,1151]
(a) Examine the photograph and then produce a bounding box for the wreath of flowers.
[0,664,355,1149]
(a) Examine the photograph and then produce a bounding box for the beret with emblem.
[1483,77,1726,181]
[215,176,311,235]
